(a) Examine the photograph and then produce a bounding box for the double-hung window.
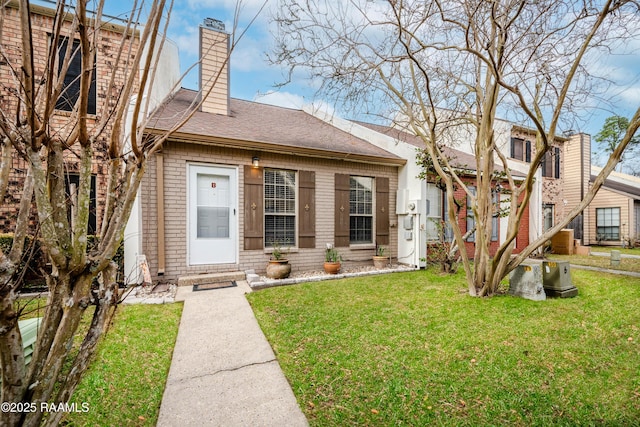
[543,204,554,232]
[541,147,561,179]
[466,187,498,242]
[466,187,476,242]
[425,183,443,241]
[55,37,97,115]
[510,138,531,162]
[65,173,97,234]
[596,207,620,241]
[349,176,373,244]
[426,183,454,242]
[491,190,499,242]
[264,169,296,247]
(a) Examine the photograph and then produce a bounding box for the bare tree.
[272,0,640,296]
[0,0,257,425]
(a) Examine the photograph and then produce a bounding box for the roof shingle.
[146,89,404,164]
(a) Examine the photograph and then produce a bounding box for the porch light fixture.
[252,156,260,168]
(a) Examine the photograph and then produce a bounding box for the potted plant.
[323,246,342,274]
[373,245,390,269]
[266,241,291,279]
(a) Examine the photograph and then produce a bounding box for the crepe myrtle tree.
[271,0,640,296]
[0,1,259,425]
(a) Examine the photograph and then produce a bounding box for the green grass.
[15,297,182,426]
[248,269,640,426]
[60,303,183,426]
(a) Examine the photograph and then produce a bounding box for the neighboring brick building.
[508,125,568,235]
[0,1,140,235]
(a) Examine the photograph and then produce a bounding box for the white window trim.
[349,176,375,246]
[264,168,298,249]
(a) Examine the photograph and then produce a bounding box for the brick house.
[0,1,140,235]
[507,125,568,236]
[128,20,404,283]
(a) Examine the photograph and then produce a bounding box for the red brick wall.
[0,3,140,234]
[446,177,529,259]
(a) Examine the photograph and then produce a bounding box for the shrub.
[0,234,124,290]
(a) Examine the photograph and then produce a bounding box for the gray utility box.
[542,261,578,298]
[509,264,546,301]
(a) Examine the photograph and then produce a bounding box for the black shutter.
[525,140,531,163]
[554,147,560,178]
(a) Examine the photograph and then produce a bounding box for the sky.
[127,0,316,110]
[37,0,640,167]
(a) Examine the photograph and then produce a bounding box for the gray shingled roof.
[590,174,640,199]
[145,89,405,165]
[354,121,524,177]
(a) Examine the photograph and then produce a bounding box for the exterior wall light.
[252,156,260,168]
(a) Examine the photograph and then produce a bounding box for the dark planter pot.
[323,261,341,275]
[373,256,390,269]
[266,259,291,279]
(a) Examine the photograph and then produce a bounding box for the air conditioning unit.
[508,264,546,301]
[542,261,578,298]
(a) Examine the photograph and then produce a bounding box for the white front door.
[188,164,237,265]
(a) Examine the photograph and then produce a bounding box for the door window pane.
[197,207,229,238]
[196,174,230,238]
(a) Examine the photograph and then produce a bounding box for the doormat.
[193,281,237,292]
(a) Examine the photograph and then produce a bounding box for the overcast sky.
[80,1,640,152]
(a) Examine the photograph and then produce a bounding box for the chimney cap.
[203,18,225,32]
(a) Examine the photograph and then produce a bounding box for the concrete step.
[177,271,246,287]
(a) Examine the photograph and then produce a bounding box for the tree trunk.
[0,271,26,427]
[44,263,120,427]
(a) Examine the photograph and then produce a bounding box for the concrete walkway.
[591,251,640,259]
[157,280,308,427]
[572,251,640,277]
[569,264,640,278]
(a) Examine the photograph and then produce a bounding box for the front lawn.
[15,298,182,427]
[248,269,640,426]
[64,303,182,426]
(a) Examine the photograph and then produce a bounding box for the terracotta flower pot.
[266,259,291,279]
[373,256,390,269]
[323,261,341,274]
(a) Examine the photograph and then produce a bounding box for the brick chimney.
[199,18,230,115]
